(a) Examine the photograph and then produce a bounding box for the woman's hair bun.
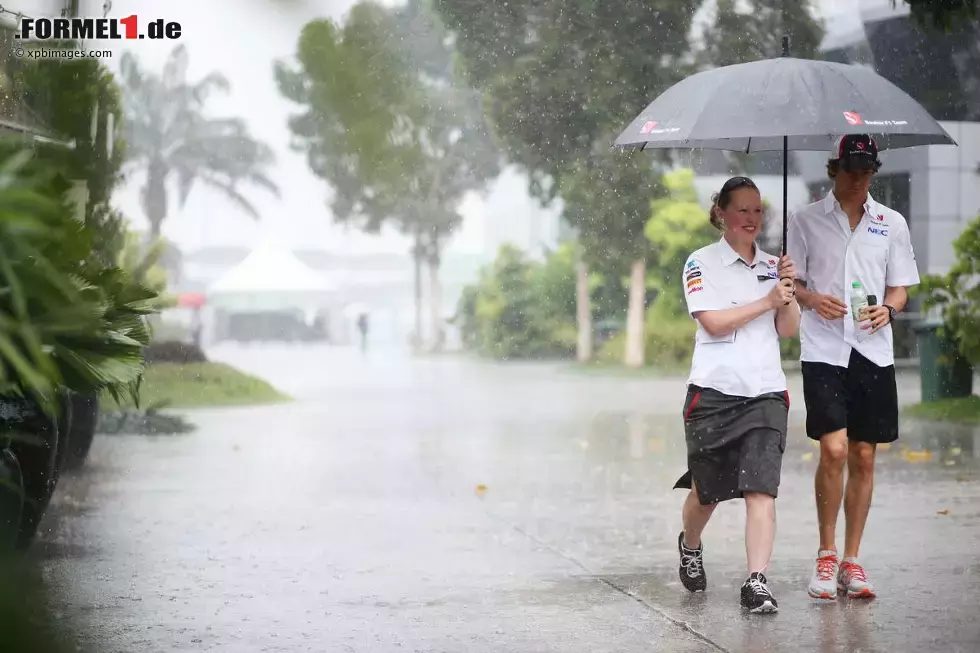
[708,192,723,230]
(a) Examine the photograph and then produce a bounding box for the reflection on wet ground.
[35,346,980,652]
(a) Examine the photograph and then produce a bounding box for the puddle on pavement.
[587,411,980,473]
[585,412,685,463]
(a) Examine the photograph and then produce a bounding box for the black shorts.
[800,349,898,444]
[673,385,789,506]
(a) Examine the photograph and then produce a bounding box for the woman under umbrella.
[673,176,800,613]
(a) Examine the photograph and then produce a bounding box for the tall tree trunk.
[411,235,424,351]
[576,260,593,363]
[143,161,168,240]
[426,252,443,352]
[624,258,646,369]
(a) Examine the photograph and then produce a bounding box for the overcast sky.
[57,0,881,256]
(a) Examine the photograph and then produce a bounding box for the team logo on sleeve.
[685,262,703,293]
[685,259,702,289]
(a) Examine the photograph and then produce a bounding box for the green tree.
[433,0,701,366]
[644,168,718,320]
[559,148,662,366]
[916,213,980,365]
[275,1,499,350]
[11,58,125,212]
[0,152,158,412]
[698,0,823,68]
[119,45,279,240]
[597,169,714,367]
[527,242,579,348]
[117,230,170,300]
[454,244,577,359]
[4,52,129,277]
[433,0,698,198]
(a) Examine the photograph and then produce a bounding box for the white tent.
[207,243,340,311]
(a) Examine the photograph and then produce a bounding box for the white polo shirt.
[786,193,920,368]
[683,238,788,398]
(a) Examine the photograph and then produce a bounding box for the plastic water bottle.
[850,281,870,340]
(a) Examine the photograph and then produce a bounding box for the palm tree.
[119,45,279,239]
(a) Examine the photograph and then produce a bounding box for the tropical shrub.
[915,213,980,365]
[454,243,578,359]
[0,153,159,414]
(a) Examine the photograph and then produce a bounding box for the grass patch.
[107,362,289,409]
[904,396,980,424]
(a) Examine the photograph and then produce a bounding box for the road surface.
[35,345,980,652]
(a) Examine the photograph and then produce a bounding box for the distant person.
[787,135,919,601]
[312,314,328,342]
[674,176,800,614]
[356,313,369,353]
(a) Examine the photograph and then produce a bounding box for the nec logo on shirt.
[868,226,888,237]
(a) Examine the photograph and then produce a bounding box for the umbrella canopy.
[615,53,957,254]
[614,57,956,153]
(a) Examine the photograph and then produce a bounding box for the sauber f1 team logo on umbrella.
[639,121,658,134]
[843,111,864,125]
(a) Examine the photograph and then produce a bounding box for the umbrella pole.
[782,136,788,256]
[781,34,790,257]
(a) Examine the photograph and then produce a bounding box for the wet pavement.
[35,345,980,652]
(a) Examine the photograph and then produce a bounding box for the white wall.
[923,122,980,275]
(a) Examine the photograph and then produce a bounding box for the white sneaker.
[807,550,839,600]
[838,558,876,599]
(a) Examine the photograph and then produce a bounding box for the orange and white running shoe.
[807,550,840,600]
[838,559,876,599]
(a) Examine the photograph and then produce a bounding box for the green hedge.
[455,243,578,359]
[598,315,696,367]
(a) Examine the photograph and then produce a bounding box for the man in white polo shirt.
[786,134,920,601]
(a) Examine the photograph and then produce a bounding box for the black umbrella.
[614,38,957,253]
